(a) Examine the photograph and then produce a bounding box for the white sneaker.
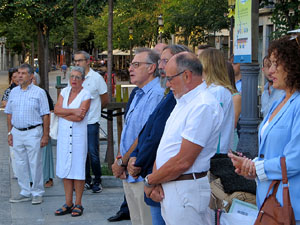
[32,196,43,205]
[9,194,31,203]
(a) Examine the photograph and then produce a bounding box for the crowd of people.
[2,33,300,224]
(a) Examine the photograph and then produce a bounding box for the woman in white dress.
[54,66,91,217]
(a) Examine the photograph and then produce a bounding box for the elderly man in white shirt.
[144,52,224,225]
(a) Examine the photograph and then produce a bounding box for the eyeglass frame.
[158,58,169,66]
[129,62,153,68]
[166,70,186,82]
[70,75,83,80]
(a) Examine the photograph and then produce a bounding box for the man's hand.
[150,184,164,202]
[144,185,155,198]
[127,157,141,179]
[112,160,125,178]
[8,134,13,147]
[40,135,49,148]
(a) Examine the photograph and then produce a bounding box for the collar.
[85,67,93,78]
[177,83,203,104]
[19,82,34,91]
[140,77,160,95]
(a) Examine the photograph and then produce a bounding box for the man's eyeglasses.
[70,75,82,80]
[166,70,185,82]
[158,59,169,66]
[129,62,153,68]
[74,59,87,63]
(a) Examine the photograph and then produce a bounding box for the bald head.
[171,52,203,77]
[154,43,168,55]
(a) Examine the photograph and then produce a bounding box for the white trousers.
[123,181,152,225]
[161,176,211,225]
[12,126,44,197]
[9,146,17,178]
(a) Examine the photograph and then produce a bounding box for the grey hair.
[175,53,203,77]
[163,44,191,55]
[19,63,34,75]
[71,66,85,79]
[134,48,160,77]
[33,72,41,85]
[75,50,90,60]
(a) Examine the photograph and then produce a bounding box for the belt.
[172,171,208,182]
[15,124,42,131]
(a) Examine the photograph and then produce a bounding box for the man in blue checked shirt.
[5,63,50,205]
[112,48,164,225]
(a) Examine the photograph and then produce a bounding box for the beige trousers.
[123,181,152,225]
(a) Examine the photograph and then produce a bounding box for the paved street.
[0,70,131,225]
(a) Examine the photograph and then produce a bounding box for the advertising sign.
[234,0,252,63]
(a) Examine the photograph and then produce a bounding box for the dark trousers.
[85,123,102,184]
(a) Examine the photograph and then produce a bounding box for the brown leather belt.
[172,171,208,182]
[15,124,41,131]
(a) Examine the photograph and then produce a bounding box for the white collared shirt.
[156,84,224,173]
[82,68,107,124]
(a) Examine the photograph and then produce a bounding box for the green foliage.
[163,0,229,46]
[260,0,300,39]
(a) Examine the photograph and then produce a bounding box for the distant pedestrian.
[54,66,91,217]
[61,64,67,79]
[261,55,284,118]
[229,54,242,93]
[5,63,50,205]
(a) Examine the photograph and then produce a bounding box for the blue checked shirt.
[120,77,164,183]
[5,83,50,129]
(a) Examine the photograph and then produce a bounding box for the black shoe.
[84,182,92,190]
[107,211,130,222]
[92,183,103,193]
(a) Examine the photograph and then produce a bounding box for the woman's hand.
[228,151,256,179]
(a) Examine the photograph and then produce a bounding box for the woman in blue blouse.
[228,34,300,223]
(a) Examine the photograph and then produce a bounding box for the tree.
[261,0,300,39]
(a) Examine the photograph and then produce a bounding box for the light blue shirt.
[120,77,164,183]
[5,83,50,129]
[235,79,242,93]
[261,82,285,118]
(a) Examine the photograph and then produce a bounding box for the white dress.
[56,87,91,180]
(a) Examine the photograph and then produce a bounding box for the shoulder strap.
[281,157,288,184]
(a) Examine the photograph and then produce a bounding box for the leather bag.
[254,157,296,225]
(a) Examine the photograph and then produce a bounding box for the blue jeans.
[150,205,165,225]
[85,123,102,184]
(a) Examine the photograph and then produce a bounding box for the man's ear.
[184,70,193,83]
[147,63,157,74]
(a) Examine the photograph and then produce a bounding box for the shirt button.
[259,154,264,159]
[70,143,72,145]
[70,135,72,137]
[70,126,72,128]
[70,152,72,153]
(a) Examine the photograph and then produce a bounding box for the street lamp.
[129,26,133,62]
[228,0,235,56]
[157,14,164,43]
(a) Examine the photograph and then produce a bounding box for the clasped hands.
[228,151,257,180]
[144,179,164,202]
[74,107,87,119]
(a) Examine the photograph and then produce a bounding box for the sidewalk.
[0,70,131,225]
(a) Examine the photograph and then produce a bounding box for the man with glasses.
[124,45,190,225]
[144,52,224,224]
[74,51,108,193]
[112,48,164,225]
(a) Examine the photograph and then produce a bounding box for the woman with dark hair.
[229,34,300,223]
[227,62,241,150]
[1,67,18,108]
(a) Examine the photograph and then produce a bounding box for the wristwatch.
[144,175,154,188]
[8,131,12,136]
[116,155,126,167]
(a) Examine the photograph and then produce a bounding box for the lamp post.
[228,0,235,56]
[129,26,133,62]
[158,15,164,43]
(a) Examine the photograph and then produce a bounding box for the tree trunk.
[106,0,114,171]
[73,0,78,53]
[37,23,49,91]
[31,41,35,67]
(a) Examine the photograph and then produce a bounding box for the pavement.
[0,70,131,225]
